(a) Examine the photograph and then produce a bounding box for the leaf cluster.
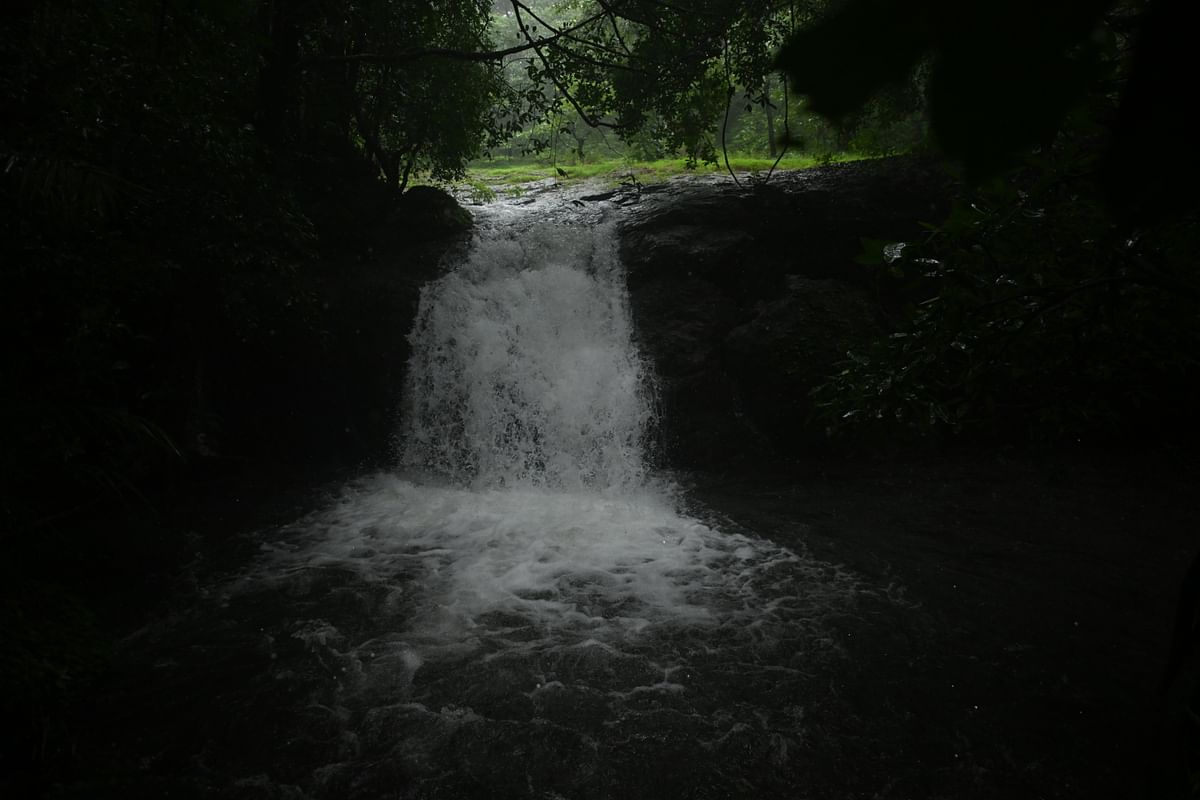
[814,156,1200,445]
[494,0,838,167]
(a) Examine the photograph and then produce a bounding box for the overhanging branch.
[512,2,625,130]
[300,5,613,67]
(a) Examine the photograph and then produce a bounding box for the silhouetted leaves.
[777,0,1200,223]
[775,0,930,120]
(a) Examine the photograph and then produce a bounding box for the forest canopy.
[5,0,1187,202]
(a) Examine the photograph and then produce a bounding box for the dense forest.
[3,0,1200,796]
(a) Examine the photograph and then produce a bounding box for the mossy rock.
[396,186,473,240]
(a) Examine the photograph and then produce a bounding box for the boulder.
[620,156,948,468]
[394,185,474,240]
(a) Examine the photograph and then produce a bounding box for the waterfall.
[219,199,864,799]
[240,206,859,652]
[400,222,653,492]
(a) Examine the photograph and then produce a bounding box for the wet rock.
[724,278,881,449]
[631,276,762,467]
[621,156,948,468]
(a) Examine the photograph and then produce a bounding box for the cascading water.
[200,197,866,799]
[400,221,652,492]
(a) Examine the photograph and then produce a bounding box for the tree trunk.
[399,147,420,192]
[352,101,399,188]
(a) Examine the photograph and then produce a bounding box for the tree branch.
[514,0,638,64]
[512,2,624,130]
[299,5,613,67]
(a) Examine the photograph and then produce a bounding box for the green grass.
[455,152,877,194]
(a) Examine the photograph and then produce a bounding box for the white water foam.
[256,475,847,650]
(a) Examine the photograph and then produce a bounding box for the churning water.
[401,220,652,492]
[196,199,864,798]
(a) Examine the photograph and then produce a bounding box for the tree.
[484,0,829,165]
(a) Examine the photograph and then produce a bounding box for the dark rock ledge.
[619,157,953,468]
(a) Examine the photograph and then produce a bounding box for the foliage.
[488,0,878,168]
[325,0,510,188]
[464,178,500,204]
[812,156,1200,443]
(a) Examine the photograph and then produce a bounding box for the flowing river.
[114,192,868,799]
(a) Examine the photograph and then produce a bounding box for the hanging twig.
[765,0,796,183]
[595,0,635,55]
[720,37,742,187]
[515,0,640,65]
[764,74,791,182]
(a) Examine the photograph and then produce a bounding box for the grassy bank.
[453,152,877,195]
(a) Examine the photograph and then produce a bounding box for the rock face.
[620,156,950,469]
